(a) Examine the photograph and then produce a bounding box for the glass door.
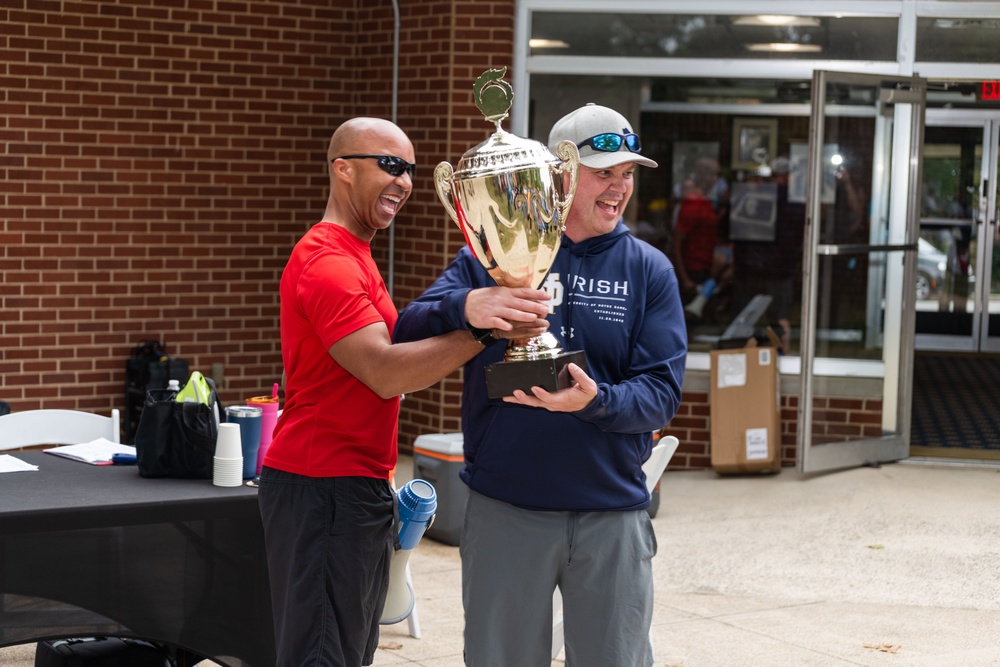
[987,121,1000,353]
[797,71,926,474]
[916,112,1000,353]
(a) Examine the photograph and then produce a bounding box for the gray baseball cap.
[548,103,658,170]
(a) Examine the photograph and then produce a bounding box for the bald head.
[321,117,416,240]
[328,117,411,162]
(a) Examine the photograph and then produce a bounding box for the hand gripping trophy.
[434,68,585,399]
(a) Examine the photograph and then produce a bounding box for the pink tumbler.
[247,392,279,476]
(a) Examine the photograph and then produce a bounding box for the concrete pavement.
[375,456,1000,666]
[2,456,997,666]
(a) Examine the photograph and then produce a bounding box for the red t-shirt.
[675,194,718,272]
[264,222,399,479]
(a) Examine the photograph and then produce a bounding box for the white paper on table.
[44,438,137,465]
[0,454,40,473]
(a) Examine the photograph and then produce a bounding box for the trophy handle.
[553,140,580,221]
[433,162,459,225]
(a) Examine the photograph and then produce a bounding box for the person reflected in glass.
[731,157,805,352]
[672,157,731,321]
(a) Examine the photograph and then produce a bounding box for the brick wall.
[1,0,367,415]
[812,396,884,443]
[2,1,878,468]
[382,0,517,448]
[663,390,712,468]
[0,0,514,449]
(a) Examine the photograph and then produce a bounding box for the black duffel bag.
[34,636,173,666]
[134,378,220,479]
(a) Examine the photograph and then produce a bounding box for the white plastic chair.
[0,408,121,451]
[551,435,680,660]
[0,408,122,629]
[642,435,680,499]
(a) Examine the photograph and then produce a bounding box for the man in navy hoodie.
[394,104,687,666]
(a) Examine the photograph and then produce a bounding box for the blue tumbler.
[225,405,262,479]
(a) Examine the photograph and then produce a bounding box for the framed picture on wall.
[789,142,838,204]
[732,117,777,171]
[729,181,778,242]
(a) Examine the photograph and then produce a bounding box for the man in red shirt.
[258,117,550,667]
[673,157,726,301]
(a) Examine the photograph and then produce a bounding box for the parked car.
[916,237,947,301]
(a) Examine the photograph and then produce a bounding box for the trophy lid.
[451,68,560,180]
[453,130,560,180]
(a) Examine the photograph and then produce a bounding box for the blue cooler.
[412,433,466,546]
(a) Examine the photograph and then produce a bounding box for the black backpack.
[123,340,189,444]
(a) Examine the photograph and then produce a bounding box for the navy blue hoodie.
[394,221,687,511]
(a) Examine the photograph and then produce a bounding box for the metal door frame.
[917,110,1000,353]
[983,120,1000,352]
[797,70,926,474]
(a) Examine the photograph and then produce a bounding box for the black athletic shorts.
[258,467,395,667]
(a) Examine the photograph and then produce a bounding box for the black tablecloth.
[0,451,275,667]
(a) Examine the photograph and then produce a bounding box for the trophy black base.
[484,350,588,400]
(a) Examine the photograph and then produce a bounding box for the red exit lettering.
[982,81,1000,101]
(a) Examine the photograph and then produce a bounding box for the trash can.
[412,433,466,546]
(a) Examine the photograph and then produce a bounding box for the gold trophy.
[433,68,584,399]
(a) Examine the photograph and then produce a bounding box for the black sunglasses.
[576,133,642,154]
[330,154,416,178]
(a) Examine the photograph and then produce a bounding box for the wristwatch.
[469,327,497,345]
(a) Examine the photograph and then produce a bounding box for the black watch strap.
[470,327,496,345]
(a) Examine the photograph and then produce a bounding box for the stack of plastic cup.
[213,422,244,487]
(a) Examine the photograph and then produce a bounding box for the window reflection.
[916,17,1000,63]
[529,75,811,355]
[528,70,1000,357]
[530,13,897,60]
[917,125,982,338]
[636,108,810,355]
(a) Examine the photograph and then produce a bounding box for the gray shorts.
[460,490,656,667]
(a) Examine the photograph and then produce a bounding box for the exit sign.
[982,81,1000,101]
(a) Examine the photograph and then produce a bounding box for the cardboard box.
[710,339,781,474]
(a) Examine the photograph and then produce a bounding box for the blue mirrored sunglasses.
[576,133,642,154]
[330,154,416,178]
